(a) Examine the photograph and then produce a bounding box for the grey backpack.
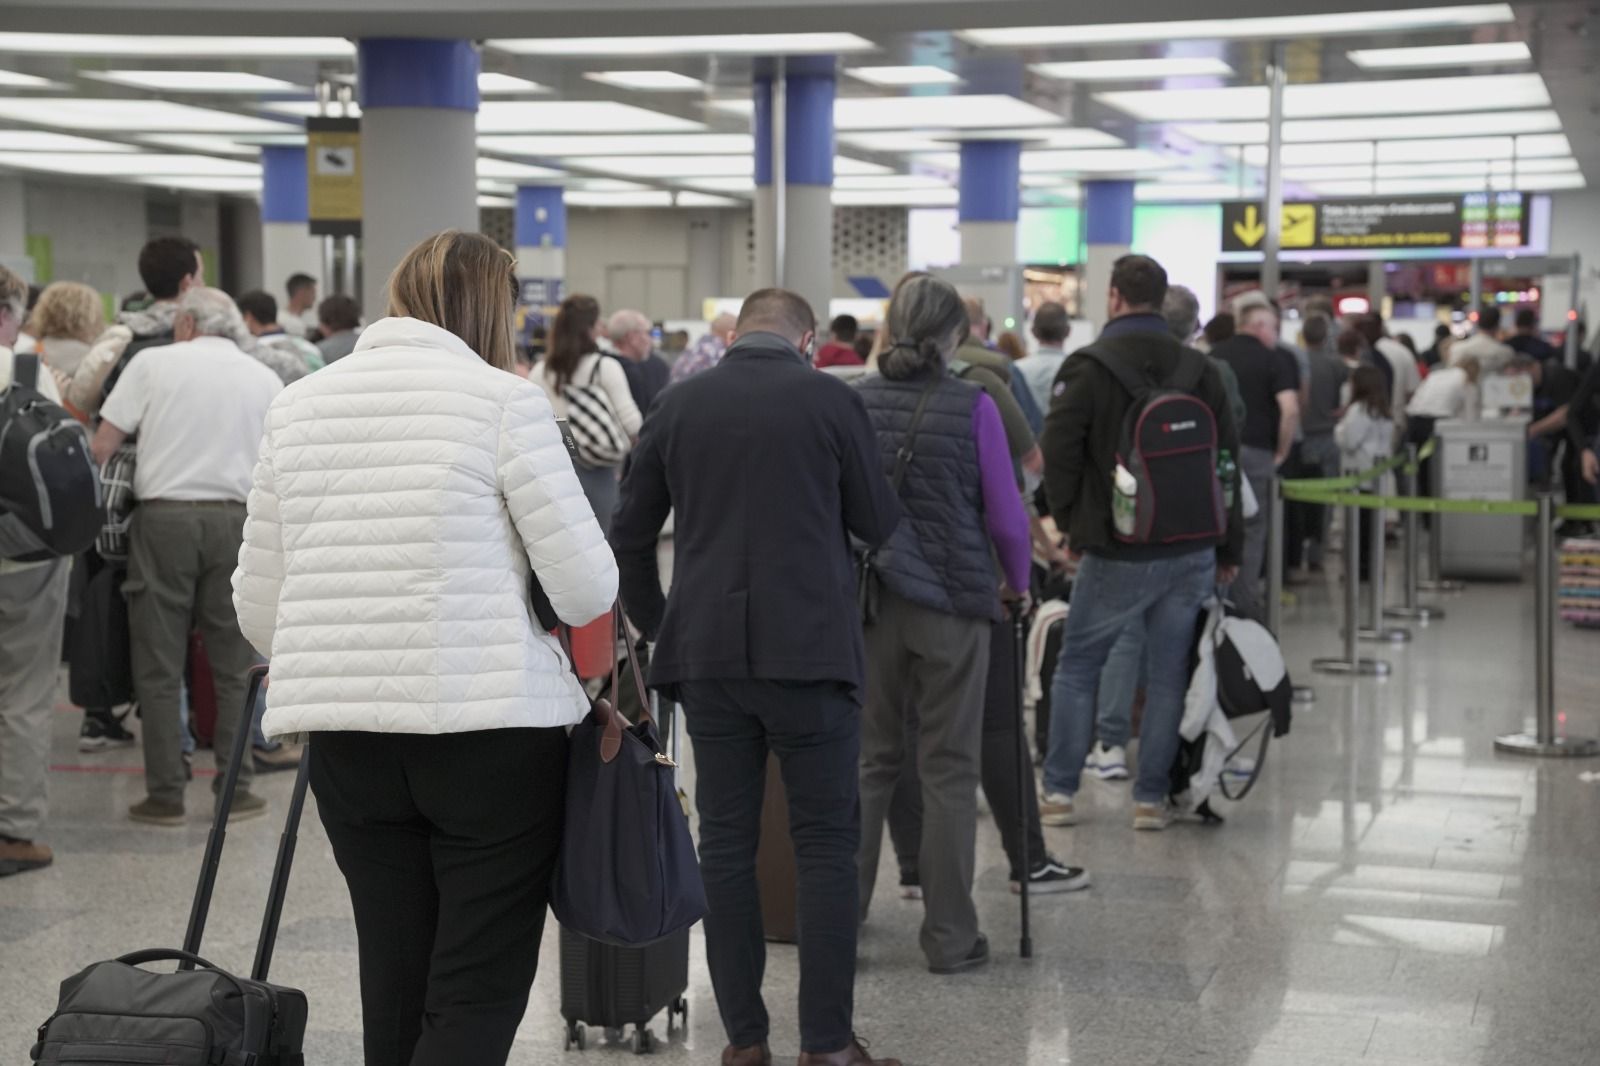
[32,668,309,1066]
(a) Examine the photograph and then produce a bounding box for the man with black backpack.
[0,264,102,877]
[1038,255,1243,832]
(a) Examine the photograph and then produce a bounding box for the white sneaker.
[1088,743,1129,781]
[1039,792,1077,826]
[1223,755,1257,779]
[1133,801,1176,831]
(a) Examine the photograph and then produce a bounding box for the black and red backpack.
[1080,344,1226,546]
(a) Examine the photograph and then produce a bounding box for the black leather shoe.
[928,933,989,975]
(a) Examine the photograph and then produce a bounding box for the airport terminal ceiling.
[0,2,1597,216]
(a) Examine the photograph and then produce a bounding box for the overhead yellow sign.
[306,116,361,237]
[1228,203,1316,249]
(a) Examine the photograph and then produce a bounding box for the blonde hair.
[385,230,518,372]
[29,281,105,344]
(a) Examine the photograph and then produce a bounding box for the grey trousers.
[858,590,988,969]
[0,558,70,840]
[126,501,256,806]
[1235,445,1278,622]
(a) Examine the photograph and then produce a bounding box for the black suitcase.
[33,665,311,1065]
[558,691,689,1055]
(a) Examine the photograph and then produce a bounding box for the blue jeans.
[1095,626,1146,750]
[1045,548,1215,804]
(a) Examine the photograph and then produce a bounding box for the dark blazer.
[611,332,901,693]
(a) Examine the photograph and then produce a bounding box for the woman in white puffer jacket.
[231,231,617,1066]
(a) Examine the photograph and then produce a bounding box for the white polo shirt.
[100,335,283,502]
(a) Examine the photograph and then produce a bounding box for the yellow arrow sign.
[1233,205,1266,247]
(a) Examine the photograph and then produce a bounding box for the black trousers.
[676,678,860,1056]
[887,615,1048,882]
[309,727,570,1066]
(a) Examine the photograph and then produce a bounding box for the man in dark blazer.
[612,288,902,1066]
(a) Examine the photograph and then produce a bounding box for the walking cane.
[1010,603,1034,960]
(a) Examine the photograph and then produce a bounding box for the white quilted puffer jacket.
[232,316,618,737]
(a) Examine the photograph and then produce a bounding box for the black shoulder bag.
[857,379,940,624]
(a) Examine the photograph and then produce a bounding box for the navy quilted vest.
[856,372,999,621]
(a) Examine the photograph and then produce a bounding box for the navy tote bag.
[550,606,707,947]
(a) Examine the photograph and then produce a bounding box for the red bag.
[565,615,615,681]
[186,631,219,748]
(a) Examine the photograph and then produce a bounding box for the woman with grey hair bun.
[853,274,1041,975]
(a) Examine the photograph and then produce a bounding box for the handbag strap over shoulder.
[557,602,653,765]
[890,378,942,493]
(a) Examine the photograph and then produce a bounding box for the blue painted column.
[515,185,566,327]
[956,139,1023,338]
[1082,179,1135,333]
[753,56,836,325]
[358,37,479,317]
[260,144,322,313]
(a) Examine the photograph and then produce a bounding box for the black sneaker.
[79,711,137,753]
[1010,856,1091,895]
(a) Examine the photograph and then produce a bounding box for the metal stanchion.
[1420,443,1464,593]
[1495,495,1600,757]
[1269,479,1316,703]
[1360,489,1411,643]
[1386,445,1443,622]
[1313,498,1391,677]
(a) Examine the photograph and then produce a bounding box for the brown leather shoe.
[0,836,53,877]
[723,1043,772,1066]
[797,1036,901,1066]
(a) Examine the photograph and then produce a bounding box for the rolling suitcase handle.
[179,663,313,983]
[1010,605,1033,960]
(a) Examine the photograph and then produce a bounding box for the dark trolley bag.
[33,666,311,1066]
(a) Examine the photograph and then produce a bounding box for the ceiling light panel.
[566,190,677,206]
[490,33,872,56]
[1306,173,1582,196]
[715,94,1062,131]
[132,175,262,193]
[476,101,703,134]
[676,191,743,207]
[1178,109,1563,145]
[478,133,751,156]
[845,66,961,86]
[476,157,564,180]
[478,194,515,208]
[1348,42,1531,70]
[1099,74,1549,122]
[0,152,260,176]
[478,72,551,95]
[1022,148,1179,173]
[681,176,756,193]
[0,69,61,90]
[0,33,355,58]
[139,134,259,157]
[1284,158,1579,181]
[585,71,706,91]
[569,154,753,177]
[478,179,514,194]
[1240,133,1570,166]
[1032,57,1234,81]
[834,173,952,190]
[959,6,1514,47]
[0,97,296,133]
[1136,182,1258,202]
[85,70,306,94]
[0,130,138,152]
[832,188,959,206]
[567,178,651,192]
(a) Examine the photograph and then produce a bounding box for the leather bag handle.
[558,603,653,764]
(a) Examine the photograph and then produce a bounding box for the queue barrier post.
[1494,494,1600,758]
[1359,486,1411,644]
[1312,496,1390,678]
[1386,444,1444,622]
[1268,477,1317,703]
[1420,444,1465,594]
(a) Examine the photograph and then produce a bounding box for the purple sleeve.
[972,392,1031,592]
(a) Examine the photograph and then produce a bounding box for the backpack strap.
[1077,344,1150,401]
[890,379,941,493]
[11,353,39,392]
[1170,348,1209,394]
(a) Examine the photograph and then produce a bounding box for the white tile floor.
[4,548,1599,1065]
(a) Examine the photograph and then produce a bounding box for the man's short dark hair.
[1435,323,1452,340]
[829,314,858,342]
[1033,301,1070,345]
[137,236,201,300]
[1302,313,1330,348]
[737,288,815,342]
[1354,313,1384,345]
[1109,254,1167,311]
[1478,306,1501,332]
[286,272,317,299]
[318,294,361,333]
[1337,329,1364,357]
[1515,307,1537,331]
[236,289,278,325]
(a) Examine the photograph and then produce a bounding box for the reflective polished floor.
[4,554,1598,1065]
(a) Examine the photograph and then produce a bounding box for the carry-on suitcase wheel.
[605,1026,626,1043]
[631,1026,653,1054]
[565,1022,586,1051]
